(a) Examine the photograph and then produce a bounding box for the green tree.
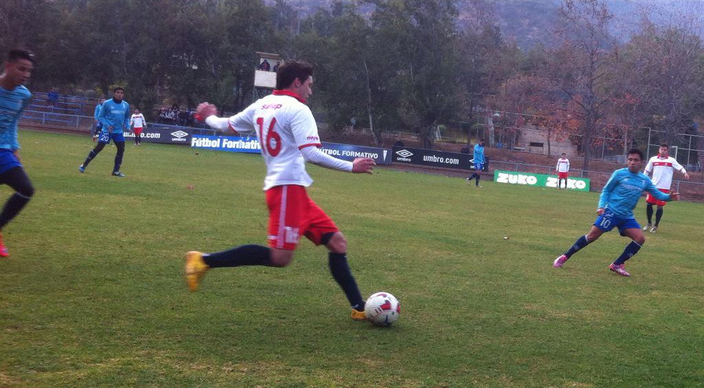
[367,0,462,149]
[618,18,704,144]
[548,0,617,174]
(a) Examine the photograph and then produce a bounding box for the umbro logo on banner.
[395,149,413,158]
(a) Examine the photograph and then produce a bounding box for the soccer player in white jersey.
[555,153,570,189]
[185,61,376,321]
[642,143,689,233]
[129,108,147,145]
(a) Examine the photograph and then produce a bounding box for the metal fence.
[19,111,704,202]
[21,111,93,129]
[19,110,220,136]
[646,129,703,172]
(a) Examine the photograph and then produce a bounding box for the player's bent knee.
[586,231,601,242]
[635,236,646,245]
[326,232,347,254]
[19,184,35,198]
[269,249,294,267]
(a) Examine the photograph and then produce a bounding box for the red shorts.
[133,127,143,135]
[646,188,669,207]
[266,185,339,251]
[558,172,569,180]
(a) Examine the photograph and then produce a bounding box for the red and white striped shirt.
[644,156,686,190]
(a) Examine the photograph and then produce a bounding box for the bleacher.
[19,91,100,128]
[30,92,98,116]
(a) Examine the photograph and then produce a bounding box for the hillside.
[275,0,704,49]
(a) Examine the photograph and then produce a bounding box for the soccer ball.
[364,292,400,327]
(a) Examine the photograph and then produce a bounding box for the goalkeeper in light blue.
[553,149,680,277]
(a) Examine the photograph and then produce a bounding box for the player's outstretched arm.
[197,102,229,131]
[301,146,356,172]
[352,158,375,174]
[196,102,217,119]
[645,180,676,202]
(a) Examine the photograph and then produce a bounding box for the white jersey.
[644,155,686,190]
[228,90,321,190]
[130,113,146,128]
[556,158,570,172]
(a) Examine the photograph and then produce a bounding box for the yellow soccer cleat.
[185,251,209,292]
[351,308,367,321]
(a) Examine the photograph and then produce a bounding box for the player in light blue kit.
[553,149,680,277]
[79,87,130,177]
[0,49,36,257]
[466,138,485,187]
[91,98,104,142]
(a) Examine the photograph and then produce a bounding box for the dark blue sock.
[113,155,123,173]
[329,253,365,311]
[655,208,663,226]
[613,241,642,265]
[83,150,98,166]
[203,244,271,268]
[476,174,481,186]
[564,235,590,258]
[113,142,125,173]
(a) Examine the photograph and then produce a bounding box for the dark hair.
[275,60,313,90]
[7,48,35,64]
[627,148,644,161]
[113,86,124,93]
[659,143,668,148]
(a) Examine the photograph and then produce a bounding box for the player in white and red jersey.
[185,60,376,321]
[643,143,689,232]
[555,153,570,189]
[129,108,147,145]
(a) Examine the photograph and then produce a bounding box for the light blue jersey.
[98,98,130,133]
[0,85,31,150]
[598,168,670,218]
[94,103,102,121]
[473,144,485,164]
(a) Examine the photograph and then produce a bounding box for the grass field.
[1,130,702,387]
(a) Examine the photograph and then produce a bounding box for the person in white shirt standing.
[185,60,376,321]
[129,108,147,146]
[643,143,689,232]
[555,153,570,189]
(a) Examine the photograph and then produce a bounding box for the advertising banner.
[123,127,191,144]
[392,146,486,171]
[493,170,590,192]
[190,135,392,164]
[320,142,392,165]
[190,135,262,153]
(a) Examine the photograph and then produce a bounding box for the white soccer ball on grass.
[365,292,400,327]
